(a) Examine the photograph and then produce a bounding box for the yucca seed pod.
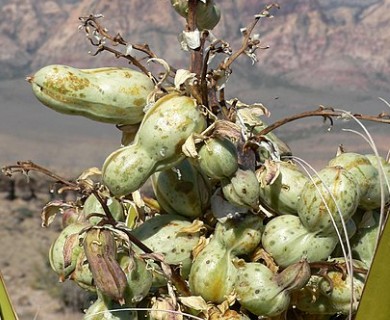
[318,258,366,315]
[131,214,200,267]
[49,222,87,281]
[210,187,249,222]
[221,168,260,209]
[152,159,211,219]
[82,194,125,225]
[331,219,358,261]
[235,262,290,317]
[70,251,95,292]
[189,239,237,303]
[351,211,380,267]
[360,154,390,209]
[62,208,81,228]
[297,166,361,236]
[197,137,239,180]
[294,258,366,315]
[214,215,263,256]
[328,152,377,198]
[102,93,206,196]
[83,293,138,320]
[262,215,339,268]
[118,254,153,304]
[29,65,154,124]
[258,161,308,215]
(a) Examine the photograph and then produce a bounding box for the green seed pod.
[82,194,125,225]
[70,251,95,292]
[83,294,138,320]
[259,161,308,215]
[189,239,237,303]
[83,229,127,304]
[318,258,366,315]
[298,166,360,236]
[331,218,358,262]
[62,208,81,228]
[102,93,206,196]
[131,214,200,267]
[118,254,153,304]
[146,260,170,289]
[29,65,154,124]
[152,159,211,219]
[214,215,263,256]
[198,137,239,180]
[262,215,339,268]
[294,258,366,315]
[210,187,249,222]
[221,168,260,209]
[49,222,87,281]
[170,0,221,30]
[360,154,390,209]
[351,211,380,267]
[328,152,377,198]
[103,146,155,197]
[235,262,290,317]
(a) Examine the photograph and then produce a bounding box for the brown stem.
[220,3,279,71]
[116,225,154,254]
[81,15,157,59]
[80,14,177,78]
[187,0,199,74]
[90,189,117,225]
[2,161,78,189]
[218,88,229,119]
[255,107,390,138]
[309,261,368,276]
[100,45,151,76]
[199,32,210,108]
[170,270,192,296]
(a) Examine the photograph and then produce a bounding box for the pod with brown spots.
[29,64,154,124]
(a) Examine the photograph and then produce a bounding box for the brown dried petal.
[83,229,127,304]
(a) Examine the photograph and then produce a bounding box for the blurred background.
[0,0,389,319]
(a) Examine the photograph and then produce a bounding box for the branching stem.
[219,3,279,71]
[255,107,390,138]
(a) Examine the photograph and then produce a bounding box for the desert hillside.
[1,0,390,91]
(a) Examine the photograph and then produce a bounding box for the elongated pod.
[103,93,206,196]
[29,65,154,124]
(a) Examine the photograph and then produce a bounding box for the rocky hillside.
[1,0,390,91]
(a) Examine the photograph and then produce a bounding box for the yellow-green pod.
[152,159,211,219]
[29,64,154,124]
[102,93,206,196]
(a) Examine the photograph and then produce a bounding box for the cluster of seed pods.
[31,62,390,319]
[28,3,389,315]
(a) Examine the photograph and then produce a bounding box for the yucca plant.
[2,1,390,319]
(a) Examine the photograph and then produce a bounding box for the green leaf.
[0,270,18,320]
[355,216,390,319]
